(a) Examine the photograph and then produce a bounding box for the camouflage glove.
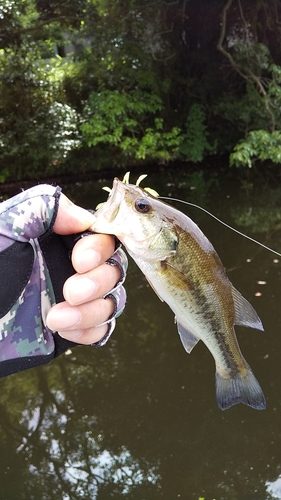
[89,244,127,347]
[0,184,127,377]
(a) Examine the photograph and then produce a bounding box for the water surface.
[0,169,281,499]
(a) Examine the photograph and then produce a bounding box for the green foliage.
[3,0,281,179]
[216,52,281,167]
[81,90,182,163]
[230,130,281,168]
[179,104,216,162]
[232,41,271,73]
[214,83,271,132]
[134,119,181,161]
[0,43,79,180]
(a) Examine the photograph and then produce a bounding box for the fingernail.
[68,277,97,303]
[47,307,82,330]
[58,329,83,341]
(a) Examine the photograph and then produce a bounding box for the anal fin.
[231,285,264,331]
[176,320,200,354]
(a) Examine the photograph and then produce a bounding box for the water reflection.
[0,347,161,499]
[267,476,281,499]
[1,170,281,499]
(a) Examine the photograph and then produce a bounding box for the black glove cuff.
[38,230,79,356]
[0,241,34,318]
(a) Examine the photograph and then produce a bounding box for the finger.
[58,323,110,345]
[54,193,95,235]
[71,234,116,274]
[63,262,121,305]
[46,297,115,332]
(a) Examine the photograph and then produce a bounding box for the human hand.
[46,194,127,345]
[0,185,127,377]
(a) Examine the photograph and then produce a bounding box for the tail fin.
[215,366,266,410]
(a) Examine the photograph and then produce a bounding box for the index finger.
[71,233,116,274]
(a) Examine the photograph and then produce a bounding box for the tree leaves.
[2,0,281,180]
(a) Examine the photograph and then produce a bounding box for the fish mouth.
[92,178,124,227]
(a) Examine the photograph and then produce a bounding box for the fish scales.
[147,228,247,376]
[91,178,266,411]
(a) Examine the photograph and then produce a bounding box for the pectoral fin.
[231,285,264,331]
[162,261,194,290]
[176,320,200,353]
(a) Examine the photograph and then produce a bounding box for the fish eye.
[135,198,151,214]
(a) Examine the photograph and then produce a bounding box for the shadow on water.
[1,168,281,499]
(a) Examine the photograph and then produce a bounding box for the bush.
[178,104,216,162]
[230,130,281,167]
[81,89,182,163]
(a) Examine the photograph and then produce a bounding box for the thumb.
[53,193,96,235]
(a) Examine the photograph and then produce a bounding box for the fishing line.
[159,196,281,258]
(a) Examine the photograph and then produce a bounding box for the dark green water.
[1,169,281,499]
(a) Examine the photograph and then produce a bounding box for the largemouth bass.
[91,178,266,411]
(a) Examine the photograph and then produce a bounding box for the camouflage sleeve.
[0,184,68,377]
[0,184,128,377]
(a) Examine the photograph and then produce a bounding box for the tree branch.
[217,0,267,97]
